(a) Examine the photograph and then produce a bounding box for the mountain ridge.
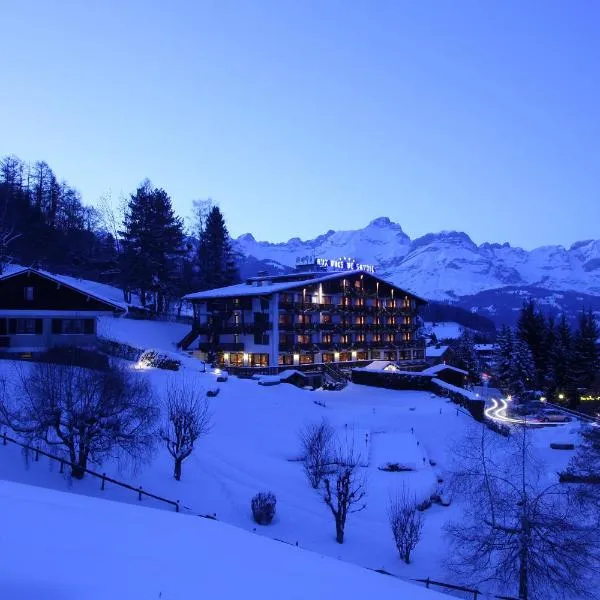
[234,217,600,325]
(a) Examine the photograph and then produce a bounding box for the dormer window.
[24,286,34,301]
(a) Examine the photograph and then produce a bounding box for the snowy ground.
[422,321,464,340]
[0,479,447,599]
[0,319,587,597]
[98,315,190,351]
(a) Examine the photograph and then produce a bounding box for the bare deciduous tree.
[322,440,367,544]
[159,378,212,481]
[446,423,600,600]
[299,418,334,488]
[0,358,158,479]
[389,485,424,564]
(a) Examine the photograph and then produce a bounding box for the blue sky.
[1,1,598,249]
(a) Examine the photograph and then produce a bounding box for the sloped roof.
[184,270,427,304]
[0,267,127,312]
[421,363,468,376]
[425,345,449,358]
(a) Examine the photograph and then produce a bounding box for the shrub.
[379,462,415,472]
[251,491,276,525]
[137,350,181,371]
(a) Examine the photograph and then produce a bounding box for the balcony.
[197,342,245,352]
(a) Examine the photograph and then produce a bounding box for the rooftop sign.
[314,257,375,274]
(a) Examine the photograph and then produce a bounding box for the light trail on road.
[484,398,568,427]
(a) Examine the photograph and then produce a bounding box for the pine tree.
[546,314,576,402]
[509,338,536,396]
[120,180,184,312]
[453,330,481,384]
[572,309,600,407]
[494,326,514,394]
[196,205,239,290]
[517,299,547,389]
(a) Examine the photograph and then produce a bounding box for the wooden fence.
[1,431,181,512]
[413,577,520,600]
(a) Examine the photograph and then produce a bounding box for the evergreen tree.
[546,314,576,402]
[494,325,514,394]
[509,338,536,396]
[453,330,481,384]
[120,180,184,312]
[572,309,600,406]
[517,299,547,389]
[196,205,239,290]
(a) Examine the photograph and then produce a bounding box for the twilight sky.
[1,1,598,249]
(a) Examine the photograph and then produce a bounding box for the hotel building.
[181,267,427,369]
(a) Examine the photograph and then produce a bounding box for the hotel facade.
[182,267,427,369]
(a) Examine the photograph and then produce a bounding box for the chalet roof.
[421,363,468,376]
[425,345,449,358]
[0,267,127,312]
[184,270,427,304]
[362,360,401,371]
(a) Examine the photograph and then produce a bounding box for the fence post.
[138,486,143,501]
[59,460,64,474]
[473,591,479,600]
[35,447,40,461]
[176,500,180,513]
[425,577,430,589]
[101,473,106,491]
[2,431,6,445]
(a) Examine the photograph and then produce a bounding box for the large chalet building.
[182,265,427,369]
[0,266,126,354]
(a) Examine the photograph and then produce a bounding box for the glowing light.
[558,393,565,400]
[540,396,546,403]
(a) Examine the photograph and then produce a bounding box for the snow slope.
[234,218,600,300]
[98,315,190,351]
[0,479,446,600]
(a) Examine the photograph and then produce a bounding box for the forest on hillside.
[0,154,239,313]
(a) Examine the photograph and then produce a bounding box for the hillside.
[0,479,446,599]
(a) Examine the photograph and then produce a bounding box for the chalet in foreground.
[0,266,126,355]
[182,266,427,369]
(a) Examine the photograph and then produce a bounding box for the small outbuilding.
[421,364,469,388]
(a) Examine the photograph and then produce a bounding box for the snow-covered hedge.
[137,349,181,371]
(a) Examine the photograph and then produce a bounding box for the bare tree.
[322,439,367,544]
[0,194,20,274]
[159,378,212,481]
[446,423,600,600]
[389,485,424,563]
[0,358,158,479]
[299,418,335,488]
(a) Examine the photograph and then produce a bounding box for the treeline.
[494,299,599,406]
[0,154,239,313]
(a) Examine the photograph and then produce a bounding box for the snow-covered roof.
[363,360,400,371]
[425,345,449,358]
[474,344,496,352]
[0,266,127,312]
[184,270,427,304]
[422,363,468,376]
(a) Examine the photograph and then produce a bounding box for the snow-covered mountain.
[235,217,600,325]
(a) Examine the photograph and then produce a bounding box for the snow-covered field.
[423,321,464,340]
[0,479,447,599]
[98,315,190,351]
[0,319,585,597]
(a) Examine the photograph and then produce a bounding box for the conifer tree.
[517,299,547,389]
[494,326,514,394]
[546,314,575,402]
[196,205,239,290]
[453,330,481,384]
[509,338,536,396]
[120,180,184,312]
[572,309,600,406]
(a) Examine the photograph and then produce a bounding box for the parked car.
[540,409,569,423]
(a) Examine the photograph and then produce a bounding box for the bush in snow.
[389,486,424,564]
[137,349,181,371]
[251,492,276,525]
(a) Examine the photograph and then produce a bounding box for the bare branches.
[0,358,158,479]
[322,438,367,544]
[389,485,424,564]
[159,377,212,481]
[299,418,334,488]
[446,424,600,600]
